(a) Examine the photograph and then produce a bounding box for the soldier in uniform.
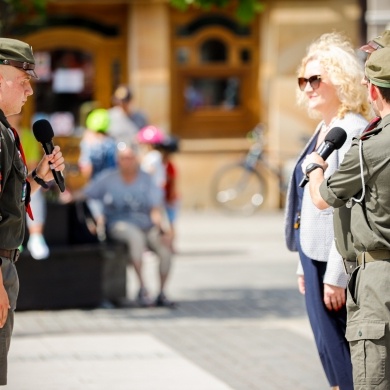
[333,30,390,275]
[0,38,65,385]
[303,46,390,389]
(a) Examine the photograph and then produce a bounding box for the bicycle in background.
[211,124,287,215]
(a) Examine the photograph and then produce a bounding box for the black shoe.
[99,299,116,309]
[155,292,177,309]
[112,297,136,308]
[137,288,153,307]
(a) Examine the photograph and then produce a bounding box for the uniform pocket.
[346,320,386,386]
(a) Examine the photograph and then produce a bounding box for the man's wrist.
[305,163,324,177]
[31,169,49,189]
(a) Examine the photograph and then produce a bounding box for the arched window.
[200,39,227,62]
[171,12,259,139]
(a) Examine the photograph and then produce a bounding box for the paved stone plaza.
[8,211,329,390]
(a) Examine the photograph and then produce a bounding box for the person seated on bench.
[82,141,175,308]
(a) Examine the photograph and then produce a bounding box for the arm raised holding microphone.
[299,126,347,188]
[0,110,65,195]
[32,119,65,192]
[29,143,64,193]
[301,151,330,210]
[300,126,347,208]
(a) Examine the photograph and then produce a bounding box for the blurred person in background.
[107,85,148,143]
[79,108,117,180]
[78,108,118,240]
[82,142,175,308]
[157,135,181,253]
[284,32,372,390]
[137,125,167,189]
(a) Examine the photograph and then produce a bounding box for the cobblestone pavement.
[8,211,329,390]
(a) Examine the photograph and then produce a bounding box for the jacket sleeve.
[296,260,304,276]
[323,240,349,288]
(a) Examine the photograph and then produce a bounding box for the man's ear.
[369,83,379,100]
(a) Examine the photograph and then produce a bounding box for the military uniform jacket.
[320,113,390,253]
[0,122,28,249]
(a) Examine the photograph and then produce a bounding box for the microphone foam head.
[325,127,347,149]
[32,119,54,143]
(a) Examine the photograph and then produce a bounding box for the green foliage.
[170,0,265,23]
[0,0,48,35]
[2,0,47,13]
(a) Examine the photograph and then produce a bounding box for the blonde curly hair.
[297,32,372,121]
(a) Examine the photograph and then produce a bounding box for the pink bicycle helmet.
[137,125,165,144]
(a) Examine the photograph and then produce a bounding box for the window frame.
[171,13,260,139]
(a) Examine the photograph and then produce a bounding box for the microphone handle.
[42,141,66,192]
[299,175,309,188]
[318,143,334,161]
[299,143,335,188]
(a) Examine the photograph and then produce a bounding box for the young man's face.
[0,65,33,117]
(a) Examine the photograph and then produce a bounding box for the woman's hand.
[323,283,346,311]
[298,275,305,294]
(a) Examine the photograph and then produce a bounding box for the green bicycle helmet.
[86,108,110,133]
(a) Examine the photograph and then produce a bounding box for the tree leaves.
[170,0,265,24]
[0,0,48,35]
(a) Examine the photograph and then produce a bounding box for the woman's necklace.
[320,117,338,134]
[316,117,338,148]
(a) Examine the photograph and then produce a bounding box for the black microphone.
[299,126,347,188]
[32,119,66,192]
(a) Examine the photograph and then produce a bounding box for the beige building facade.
[16,0,372,210]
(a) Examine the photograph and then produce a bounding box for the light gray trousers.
[108,221,172,275]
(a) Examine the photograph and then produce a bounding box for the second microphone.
[299,126,347,188]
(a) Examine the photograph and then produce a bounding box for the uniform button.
[358,331,362,337]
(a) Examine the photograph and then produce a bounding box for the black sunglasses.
[298,75,322,91]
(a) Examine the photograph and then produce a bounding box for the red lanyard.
[10,127,33,219]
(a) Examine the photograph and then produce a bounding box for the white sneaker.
[27,234,50,260]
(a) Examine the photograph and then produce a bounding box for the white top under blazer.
[284,112,368,288]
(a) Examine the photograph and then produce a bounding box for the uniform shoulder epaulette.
[359,127,383,141]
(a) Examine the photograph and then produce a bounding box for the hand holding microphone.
[32,119,66,192]
[299,127,347,188]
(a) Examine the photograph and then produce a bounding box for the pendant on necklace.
[321,118,337,134]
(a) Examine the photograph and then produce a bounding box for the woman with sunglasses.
[284,32,372,390]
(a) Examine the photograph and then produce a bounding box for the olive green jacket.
[320,114,390,254]
[0,123,28,249]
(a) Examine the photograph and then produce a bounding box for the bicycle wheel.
[211,162,267,215]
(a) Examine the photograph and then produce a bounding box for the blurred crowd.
[13,84,180,309]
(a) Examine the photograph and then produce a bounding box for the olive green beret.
[360,30,390,53]
[0,38,38,78]
[365,46,390,88]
